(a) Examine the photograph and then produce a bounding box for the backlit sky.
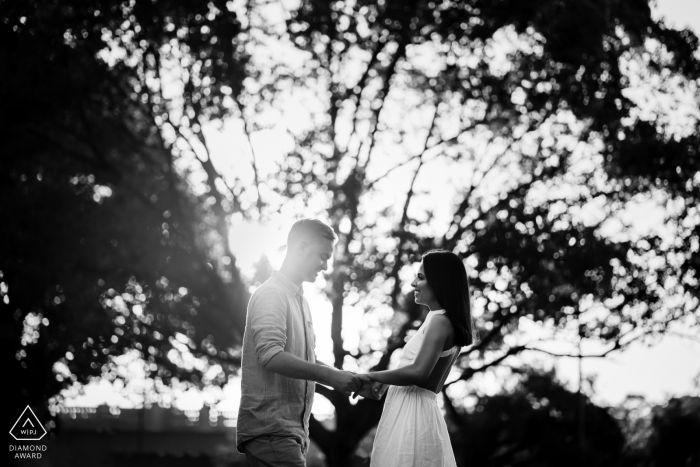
[61,0,700,417]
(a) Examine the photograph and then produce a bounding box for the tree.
[447,367,626,466]
[227,0,700,464]
[0,0,253,441]
[644,396,700,467]
[613,394,700,467]
[3,1,699,466]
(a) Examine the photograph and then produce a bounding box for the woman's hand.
[352,374,384,400]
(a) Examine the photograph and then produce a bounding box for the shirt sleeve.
[250,288,287,367]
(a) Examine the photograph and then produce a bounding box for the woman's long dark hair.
[422,249,476,347]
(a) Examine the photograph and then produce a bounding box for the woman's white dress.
[370,309,460,467]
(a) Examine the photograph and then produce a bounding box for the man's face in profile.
[300,237,334,283]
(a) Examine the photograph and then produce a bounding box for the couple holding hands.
[236,219,475,467]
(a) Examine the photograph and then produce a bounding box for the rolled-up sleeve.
[250,289,287,367]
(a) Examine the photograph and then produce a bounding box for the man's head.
[285,219,337,283]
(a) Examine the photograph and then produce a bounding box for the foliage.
[441,370,700,467]
[234,0,700,463]
[0,0,250,433]
[612,394,700,467]
[447,368,625,467]
[2,0,699,465]
[643,396,700,466]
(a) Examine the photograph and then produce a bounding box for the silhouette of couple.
[236,219,475,466]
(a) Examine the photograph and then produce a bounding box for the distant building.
[28,405,327,467]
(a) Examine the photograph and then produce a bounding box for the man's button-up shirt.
[236,271,316,453]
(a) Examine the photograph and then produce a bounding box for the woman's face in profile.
[411,262,436,307]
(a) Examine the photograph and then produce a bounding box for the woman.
[365,249,475,467]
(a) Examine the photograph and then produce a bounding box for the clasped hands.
[329,369,385,399]
[351,373,385,400]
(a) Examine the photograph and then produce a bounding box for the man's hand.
[352,374,384,400]
[353,381,385,400]
[327,370,362,396]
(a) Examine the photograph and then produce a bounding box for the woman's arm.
[368,315,452,386]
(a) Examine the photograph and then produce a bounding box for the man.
[236,218,365,466]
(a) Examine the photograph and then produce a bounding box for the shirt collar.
[272,270,304,298]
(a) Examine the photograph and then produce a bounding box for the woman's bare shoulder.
[426,313,453,335]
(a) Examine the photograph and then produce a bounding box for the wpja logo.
[9,406,48,460]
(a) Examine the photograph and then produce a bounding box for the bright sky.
[60,0,700,418]
[655,0,700,32]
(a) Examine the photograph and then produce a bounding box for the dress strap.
[439,346,459,357]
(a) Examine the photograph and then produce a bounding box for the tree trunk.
[310,386,385,467]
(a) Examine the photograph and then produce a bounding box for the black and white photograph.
[3,0,699,466]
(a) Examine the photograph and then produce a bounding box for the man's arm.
[265,352,361,396]
[249,289,361,396]
[316,361,384,400]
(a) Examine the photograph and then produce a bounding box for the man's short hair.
[287,219,337,248]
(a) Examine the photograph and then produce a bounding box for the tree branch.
[354,38,408,168]
[445,345,527,388]
[234,95,264,214]
[366,117,485,191]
